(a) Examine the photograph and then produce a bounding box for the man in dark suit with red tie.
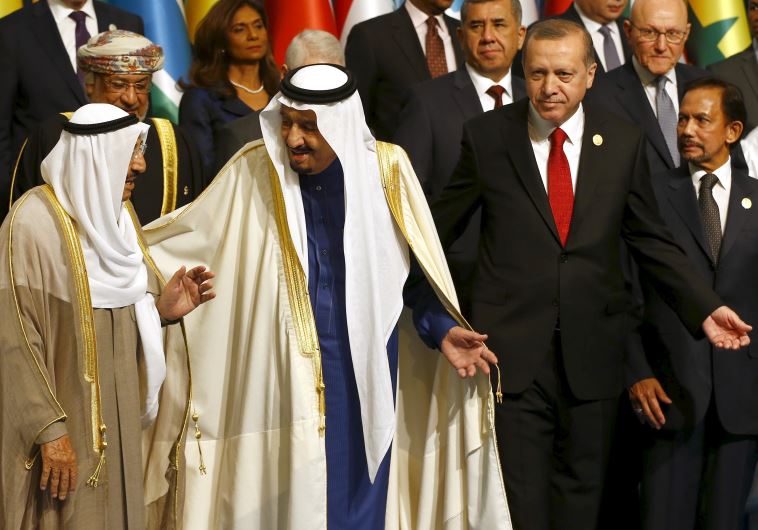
[0,0,143,220]
[429,18,752,530]
[345,0,464,141]
[628,77,758,530]
[394,0,526,312]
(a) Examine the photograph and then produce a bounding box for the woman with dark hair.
[179,0,279,174]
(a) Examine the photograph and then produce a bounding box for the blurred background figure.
[179,0,280,175]
[213,28,345,171]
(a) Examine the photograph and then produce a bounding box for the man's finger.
[466,364,476,378]
[58,468,70,500]
[170,266,187,285]
[69,465,78,492]
[40,459,51,490]
[639,398,661,430]
[647,395,666,426]
[49,467,61,498]
[457,367,468,379]
[481,347,498,365]
[476,357,491,375]
[654,386,673,405]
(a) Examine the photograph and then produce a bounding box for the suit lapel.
[503,103,560,242]
[666,168,713,262]
[392,9,429,81]
[615,63,674,167]
[32,2,86,104]
[452,69,483,116]
[720,169,754,261]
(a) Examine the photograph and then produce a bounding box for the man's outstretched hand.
[440,326,498,378]
[703,306,752,349]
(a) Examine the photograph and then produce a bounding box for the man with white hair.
[9,30,206,224]
[0,103,215,529]
[213,29,345,171]
[146,63,511,530]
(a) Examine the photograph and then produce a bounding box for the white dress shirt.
[465,63,513,111]
[48,0,98,72]
[691,159,732,233]
[742,127,758,179]
[528,103,585,193]
[405,0,457,73]
[632,56,679,118]
[574,4,626,71]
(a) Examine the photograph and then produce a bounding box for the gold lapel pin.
[742,197,752,209]
[592,134,603,146]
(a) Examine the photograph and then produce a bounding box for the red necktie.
[548,128,573,245]
[486,85,506,109]
[425,17,447,78]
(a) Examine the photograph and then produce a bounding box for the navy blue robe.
[299,159,456,529]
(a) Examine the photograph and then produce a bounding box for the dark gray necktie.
[69,11,91,84]
[598,25,621,71]
[698,173,722,264]
[656,76,680,166]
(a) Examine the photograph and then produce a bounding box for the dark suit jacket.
[588,62,708,175]
[708,46,758,133]
[178,87,256,177]
[629,164,758,435]
[0,1,143,219]
[212,110,262,173]
[430,99,721,400]
[557,3,632,75]
[345,5,464,141]
[11,113,205,224]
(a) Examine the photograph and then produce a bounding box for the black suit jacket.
[345,5,464,141]
[708,46,758,133]
[394,67,525,310]
[629,165,758,435]
[431,99,721,400]
[588,61,707,175]
[557,3,632,75]
[0,0,143,219]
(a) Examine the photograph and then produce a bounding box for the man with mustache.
[588,0,707,176]
[8,30,206,225]
[627,77,758,530]
[430,18,751,530]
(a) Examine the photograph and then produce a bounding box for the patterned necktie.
[486,85,506,109]
[598,25,622,71]
[655,76,680,166]
[425,17,447,78]
[698,173,722,264]
[548,128,574,245]
[69,11,91,85]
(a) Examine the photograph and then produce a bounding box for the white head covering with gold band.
[77,29,164,74]
[260,64,410,482]
[40,103,165,427]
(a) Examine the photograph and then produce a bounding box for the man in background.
[345,0,464,141]
[394,0,526,312]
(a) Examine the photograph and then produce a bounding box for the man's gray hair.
[460,0,523,25]
[284,30,345,69]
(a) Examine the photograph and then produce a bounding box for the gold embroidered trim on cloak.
[7,193,68,444]
[375,141,503,402]
[152,118,179,216]
[267,158,326,435]
[8,138,27,213]
[40,185,108,485]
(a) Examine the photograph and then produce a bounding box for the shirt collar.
[405,0,449,37]
[690,157,732,192]
[48,0,96,25]
[632,55,676,87]
[465,63,512,99]
[528,102,585,145]
[574,3,614,36]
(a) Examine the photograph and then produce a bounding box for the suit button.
[560,253,568,263]
[552,299,559,307]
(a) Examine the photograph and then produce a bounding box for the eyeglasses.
[629,23,687,44]
[132,140,147,160]
[102,77,151,94]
